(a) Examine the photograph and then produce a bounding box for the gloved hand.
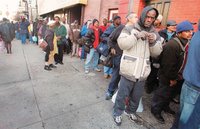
[147,33,156,43]
[136,31,148,40]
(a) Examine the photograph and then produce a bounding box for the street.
[0,39,176,129]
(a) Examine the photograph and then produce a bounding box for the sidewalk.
[0,39,178,129]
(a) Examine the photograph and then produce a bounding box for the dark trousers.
[45,46,50,62]
[113,76,144,116]
[145,64,159,93]
[107,55,121,94]
[151,82,176,114]
[57,44,64,63]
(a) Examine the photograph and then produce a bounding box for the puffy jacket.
[0,22,13,42]
[84,27,102,48]
[117,23,163,82]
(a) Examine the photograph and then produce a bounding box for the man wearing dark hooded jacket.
[151,20,194,124]
[112,6,163,126]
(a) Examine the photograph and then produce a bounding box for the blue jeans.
[177,81,200,129]
[85,48,99,70]
[21,33,27,44]
[107,55,121,94]
[15,32,20,40]
[104,66,113,75]
[80,45,85,59]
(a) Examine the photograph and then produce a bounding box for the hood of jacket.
[138,6,159,31]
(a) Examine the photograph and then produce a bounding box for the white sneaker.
[85,70,89,74]
[124,111,137,122]
[113,115,122,126]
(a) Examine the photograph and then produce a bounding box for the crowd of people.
[0,5,199,129]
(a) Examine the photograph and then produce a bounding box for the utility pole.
[35,0,38,18]
[23,0,29,19]
[128,0,134,13]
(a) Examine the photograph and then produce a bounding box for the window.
[108,8,118,21]
[149,0,171,25]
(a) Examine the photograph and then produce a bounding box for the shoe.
[105,92,112,100]
[59,62,64,65]
[44,65,52,71]
[94,68,101,72]
[124,111,138,122]
[49,64,57,68]
[163,107,176,115]
[151,112,165,124]
[85,70,89,74]
[104,74,109,79]
[113,116,122,126]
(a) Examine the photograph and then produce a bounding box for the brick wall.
[84,0,101,23]
[118,0,129,24]
[168,0,200,31]
[84,0,119,25]
[99,0,119,24]
[118,0,145,24]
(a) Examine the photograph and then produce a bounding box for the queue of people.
[0,6,199,129]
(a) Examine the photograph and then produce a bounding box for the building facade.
[38,0,119,25]
[118,0,200,30]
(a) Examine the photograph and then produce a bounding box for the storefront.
[38,0,87,24]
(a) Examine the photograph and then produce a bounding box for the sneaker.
[59,62,64,65]
[105,92,112,100]
[151,111,165,124]
[94,68,101,72]
[104,74,109,79]
[49,64,57,68]
[44,65,52,71]
[124,111,138,122]
[85,70,89,74]
[113,116,122,126]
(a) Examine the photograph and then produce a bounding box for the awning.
[38,0,87,15]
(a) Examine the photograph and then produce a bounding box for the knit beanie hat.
[113,16,121,21]
[176,20,194,33]
[92,19,99,25]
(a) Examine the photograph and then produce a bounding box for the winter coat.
[54,24,67,45]
[84,27,102,48]
[45,28,54,51]
[108,24,125,55]
[19,21,30,34]
[101,24,116,43]
[71,24,81,43]
[117,6,162,82]
[38,24,48,39]
[159,37,188,86]
[80,25,88,37]
[183,22,200,88]
[0,21,14,42]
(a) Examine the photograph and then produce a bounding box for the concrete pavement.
[0,39,177,129]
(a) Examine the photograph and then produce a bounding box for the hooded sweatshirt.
[183,21,200,88]
[138,6,159,32]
